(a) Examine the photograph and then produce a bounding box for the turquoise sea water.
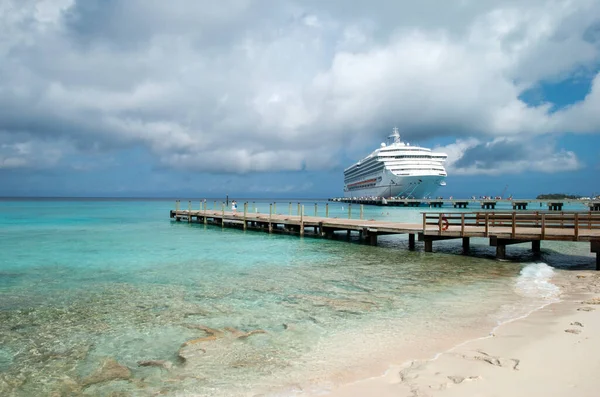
[0,198,595,396]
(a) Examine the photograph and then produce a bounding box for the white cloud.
[0,133,66,169]
[0,0,599,174]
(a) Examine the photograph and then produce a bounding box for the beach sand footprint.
[577,307,595,311]
[447,375,481,385]
[461,350,520,370]
[394,358,482,396]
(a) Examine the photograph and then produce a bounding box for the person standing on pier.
[232,200,238,214]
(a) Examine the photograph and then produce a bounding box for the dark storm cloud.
[454,140,528,169]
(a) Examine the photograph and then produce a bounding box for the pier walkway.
[329,197,600,211]
[170,204,600,269]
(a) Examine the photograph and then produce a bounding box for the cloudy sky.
[1,0,600,198]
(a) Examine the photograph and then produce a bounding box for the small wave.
[514,262,560,300]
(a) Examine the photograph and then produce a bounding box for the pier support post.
[592,241,600,271]
[188,201,192,223]
[496,244,506,259]
[424,239,433,252]
[368,233,377,246]
[243,203,247,230]
[408,233,415,250]
[462,237,470,253]
[532,240,541,254]
[326,203,329,218]
[346,230,351,240]
[315,203,318,216]
[360,204,364,220]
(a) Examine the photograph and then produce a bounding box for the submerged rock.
[81,358,132,387]
[137,360,173,370]
[53,376,81,396]
[182,324,224,337]
[177,344,207,364]
[224,327,267,339]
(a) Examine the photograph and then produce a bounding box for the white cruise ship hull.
[344,170,446,199]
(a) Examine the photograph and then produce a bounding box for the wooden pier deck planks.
[170,208,600,269]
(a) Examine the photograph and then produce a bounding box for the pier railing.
[423,212,600,239]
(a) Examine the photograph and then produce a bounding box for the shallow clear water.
[0,198,595,396]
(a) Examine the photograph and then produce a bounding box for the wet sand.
[325,270,600,397]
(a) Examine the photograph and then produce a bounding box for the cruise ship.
[343,128,448,199]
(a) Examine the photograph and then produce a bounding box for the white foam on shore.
[514,262,561,300]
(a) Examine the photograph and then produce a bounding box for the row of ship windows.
[381,155,446,159]
[347,166,444,179]
[380,148,428,152]
[346,177,377,185]
[397,173,446,176]
[348,183,376,190]
[345,166,384,178]
[391,168,446,171]
[345,176,376,184]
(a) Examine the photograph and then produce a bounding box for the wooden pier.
[329,197,600,211]
[170,203,600,269]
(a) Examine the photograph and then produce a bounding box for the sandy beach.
[325,270,600,397]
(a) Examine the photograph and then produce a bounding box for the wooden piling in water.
[300,205,304,236]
